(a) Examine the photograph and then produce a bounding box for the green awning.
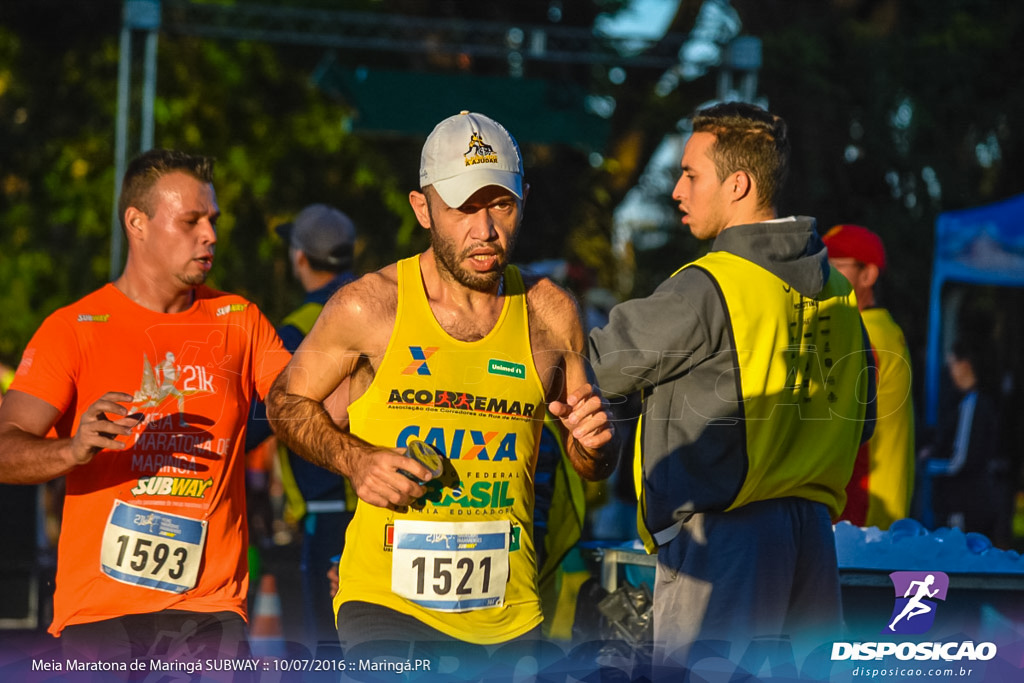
[314,62,610,151]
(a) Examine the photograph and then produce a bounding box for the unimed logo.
[884,571,949,635]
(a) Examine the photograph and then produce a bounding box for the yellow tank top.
[336,256,546,643]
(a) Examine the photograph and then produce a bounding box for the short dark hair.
[951,335,996,392]
[117,149,215,232]
[692,102,790,210]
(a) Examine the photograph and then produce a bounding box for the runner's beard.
[177,271,208,287]
[177,258,212,287]
[429,220,518,293]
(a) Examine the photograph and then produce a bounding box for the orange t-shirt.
[11,284,290,635]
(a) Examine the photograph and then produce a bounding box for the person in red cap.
[824,223,916,530]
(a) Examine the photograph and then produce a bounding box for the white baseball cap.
[419,110,524,208]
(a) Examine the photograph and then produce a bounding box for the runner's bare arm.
[0,390,139,484]
[532,280,619,481]
[265,274,434,509]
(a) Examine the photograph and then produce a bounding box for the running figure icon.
[465,131,494,158]
[888,574,939,631]
[133,351,189,428]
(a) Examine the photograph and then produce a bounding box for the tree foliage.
[1,0,1022,381]
[736,0,1024,371]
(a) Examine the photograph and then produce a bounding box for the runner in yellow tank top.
[334,256,545,642]
[266,111,619,647]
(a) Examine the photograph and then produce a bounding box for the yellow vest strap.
[633,398,660,554]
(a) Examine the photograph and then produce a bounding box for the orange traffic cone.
[249,573,286,656]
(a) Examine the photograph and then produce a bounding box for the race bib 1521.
[391,519,510,612]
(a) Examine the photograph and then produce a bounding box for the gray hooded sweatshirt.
[589,216,874,535]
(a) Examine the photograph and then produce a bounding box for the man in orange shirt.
[0,149,290,665]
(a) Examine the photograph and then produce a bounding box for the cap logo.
[464,131,499,167]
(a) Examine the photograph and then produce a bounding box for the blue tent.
[925,193,1024,425]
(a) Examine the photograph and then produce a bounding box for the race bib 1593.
[100,500,207,593]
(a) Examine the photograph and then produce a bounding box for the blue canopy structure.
[925,193,1024,425]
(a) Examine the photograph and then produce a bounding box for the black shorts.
[337,600,454,646]
[336,601,543,681]
[61,609,249,667]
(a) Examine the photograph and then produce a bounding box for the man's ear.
[409,190,431,229]
[730,171,752,202]
[862,263,880,289]
[124,207,147,238]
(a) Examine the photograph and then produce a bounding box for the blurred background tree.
[1,0,1022,386]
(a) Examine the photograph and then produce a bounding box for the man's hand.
[70,391,140,466]
[266,374,438,511]
[548,383,615,451]
[327,559,340,598]
[347,447,436,511]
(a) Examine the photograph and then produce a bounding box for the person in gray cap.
[265,111,618,655]
[268,203,359,646]
[275,203,357,350]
